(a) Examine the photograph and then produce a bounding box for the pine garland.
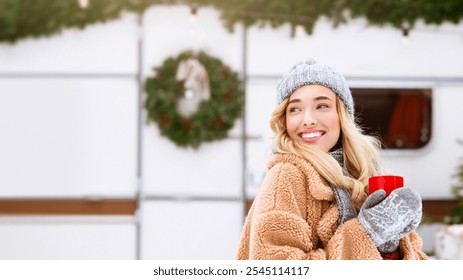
[144,50,243,149]
[1,0,463,43]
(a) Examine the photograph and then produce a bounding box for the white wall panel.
[0,216,136,260]
[243,79,276,198]
[247,19,463,78]
[140,200,243,260]
[245,79,278,137]
[0,14,138,74]
[143,125,242,198]
[142,5,243,80]
[0,78,137,197]
[246,140,273,198]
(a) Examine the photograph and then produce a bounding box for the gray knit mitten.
[357,187,422,249]
[378,240,400,253]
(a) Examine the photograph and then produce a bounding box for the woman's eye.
[288,107,301,113]
[317,103,329,109]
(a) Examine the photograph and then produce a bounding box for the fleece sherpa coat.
[236,153,428,260]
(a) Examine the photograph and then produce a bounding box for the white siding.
[0,4,462,259]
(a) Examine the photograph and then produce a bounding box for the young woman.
[236,59,428,260]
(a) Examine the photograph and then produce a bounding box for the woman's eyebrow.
[314,96,332,101]
[289,96,332,104]
[288,98,301,104]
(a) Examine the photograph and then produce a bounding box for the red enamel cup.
[368,175,404,197]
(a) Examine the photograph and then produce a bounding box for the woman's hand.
[358,187,422,248]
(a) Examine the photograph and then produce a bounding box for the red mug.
[368,175,404,197]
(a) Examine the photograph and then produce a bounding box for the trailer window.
[351,88,432,149]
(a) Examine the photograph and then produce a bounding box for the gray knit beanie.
[276,58,355,119]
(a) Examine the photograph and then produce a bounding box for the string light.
[190,5,198,23]
[295,24,305,38]
[401,26,410,45]
[294,17,306,38]
[78,0,89,9]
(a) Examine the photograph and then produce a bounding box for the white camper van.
[0,4,462,260]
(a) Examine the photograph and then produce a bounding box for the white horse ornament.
[175,58,211,117]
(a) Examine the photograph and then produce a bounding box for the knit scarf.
[328,149,357,225]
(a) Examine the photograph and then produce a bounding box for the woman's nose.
[303,111,316,127]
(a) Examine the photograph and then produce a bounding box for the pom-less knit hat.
[276,58,355,119]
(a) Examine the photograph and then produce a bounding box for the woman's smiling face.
[285,84,341,152]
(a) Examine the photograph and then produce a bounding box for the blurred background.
[1,0,463,260]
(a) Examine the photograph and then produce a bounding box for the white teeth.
[302,132,322,139]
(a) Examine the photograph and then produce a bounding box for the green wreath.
[144,51,244,149]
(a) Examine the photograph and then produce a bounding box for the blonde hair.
[270,97,383,208]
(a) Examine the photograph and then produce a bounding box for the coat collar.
[268,153,334,201]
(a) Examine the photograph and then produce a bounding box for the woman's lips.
[300,130,324,143]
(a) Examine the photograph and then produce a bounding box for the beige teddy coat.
[236,153,428,260]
